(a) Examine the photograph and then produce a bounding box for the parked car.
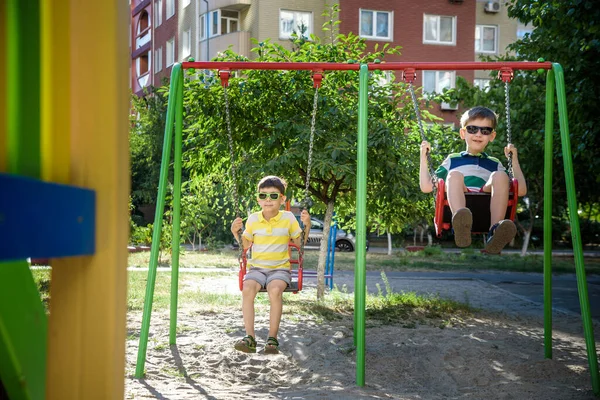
[232,215,365,252]
[298,216,364,252]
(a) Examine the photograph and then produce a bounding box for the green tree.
[130,88,168,214]
[507,0,600,206]
[181,5,437,298]
[447,0,600,251]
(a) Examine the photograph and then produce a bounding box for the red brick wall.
[154,0,179,87]
[131,0,153,95]
[339,1,475,123]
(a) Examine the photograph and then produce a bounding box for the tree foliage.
[180,5,442,297]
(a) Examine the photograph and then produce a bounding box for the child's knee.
[447,170,464,185]
[490,171,509,186]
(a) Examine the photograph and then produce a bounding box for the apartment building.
[131,0,334,95]
[131,0,530,100]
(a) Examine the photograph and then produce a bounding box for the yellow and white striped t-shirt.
[243,210,302,269]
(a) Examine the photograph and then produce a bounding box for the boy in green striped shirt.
[420,106,527,253]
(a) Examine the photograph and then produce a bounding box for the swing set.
[134,60,600,395]
[406,67,519,237]
[220,69,321,293]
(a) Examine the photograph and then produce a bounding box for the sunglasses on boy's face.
[257,192,282,200]
[465,125,494,135]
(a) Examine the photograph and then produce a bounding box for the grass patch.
[129,248,600,275]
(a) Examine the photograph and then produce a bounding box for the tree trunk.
[387,231,392,255]
[316,200,335,300]
[521,226,532,257]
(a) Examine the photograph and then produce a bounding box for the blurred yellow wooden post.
[43,1,130,398]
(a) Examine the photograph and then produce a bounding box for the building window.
[280,10,312,39]
[200,9,239,39]
[136,53,150,87]
[474,78,491,90]
[166,0,175,19]
[155,0,162,26]
[359,9,392,41]
[423,14,456,45]
[136,11,151,50]
[199,13,206,40]
[475,25,498,53]
[155,47,162,72]
[166,37,175,67]
[182,29,191,59]
[182,0,191,8]
[220,10,239,35]
[423,70,456,94]
[516,22,533,40]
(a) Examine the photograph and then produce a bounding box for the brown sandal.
[234,335,256,353]
[452,208,472,248]
[264,336,279,354]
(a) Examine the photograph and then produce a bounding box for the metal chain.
[304,87,318,204]
[504,80,514,178]
[224,83,244,251]
[300,86,319,254]
[409,83,437,185]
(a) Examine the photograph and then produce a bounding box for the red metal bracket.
[312,69,323,88]
[402,68,417,84]
[219,69,231,87]
[498,67,514,83]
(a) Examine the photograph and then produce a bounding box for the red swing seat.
[238,242,304,293]
[434,178,519,238]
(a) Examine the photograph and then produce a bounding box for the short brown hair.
[460,106,497,129]
[257,175,287,194]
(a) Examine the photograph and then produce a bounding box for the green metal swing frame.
[132,60,600,396]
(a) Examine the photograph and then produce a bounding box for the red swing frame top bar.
[182,60,553,72]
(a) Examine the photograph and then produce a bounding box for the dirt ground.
[125,274,599,399]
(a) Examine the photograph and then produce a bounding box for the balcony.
[203,30,251,59]
[136,29,151,50]
[212,0,251,11]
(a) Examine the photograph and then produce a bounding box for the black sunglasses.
[465,125,494,135]
[257,192,282,200]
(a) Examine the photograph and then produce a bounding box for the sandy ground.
[125,274,598,399]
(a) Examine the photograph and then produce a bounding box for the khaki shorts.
[245,267,291,288]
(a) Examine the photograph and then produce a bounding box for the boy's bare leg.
[241,280,261,338]
[483,172,516,254]
[483,171,509,228]
[266,280,287,338]
[447,171,472,247]
[446,170,467,213]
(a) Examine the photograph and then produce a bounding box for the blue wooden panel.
[0,173,96,261]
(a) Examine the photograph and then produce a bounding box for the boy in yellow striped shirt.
[231,176,311,354]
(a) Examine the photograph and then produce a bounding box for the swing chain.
[223,78,244,250]
[408,82,438,186]
[300,86,319,254]
[504,80,514,179]
[304,86,318,208]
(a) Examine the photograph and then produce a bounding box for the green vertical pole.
[7,0,40,178]
[553,63,599,395]
[135,63,182,378]
[169,69,184,344]
[1,2,48,400]
[354,64,368,387]
[543,69,554,359]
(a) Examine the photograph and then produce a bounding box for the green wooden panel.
[7,0,41,178]
[0,261,47,400]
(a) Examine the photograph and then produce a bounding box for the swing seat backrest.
[434,178,518,238]
[238,242,304,293]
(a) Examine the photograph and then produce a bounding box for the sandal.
[452,208,472,248]
[264,336,279,354]
[484,220,516,255]
[234,335,256,353]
